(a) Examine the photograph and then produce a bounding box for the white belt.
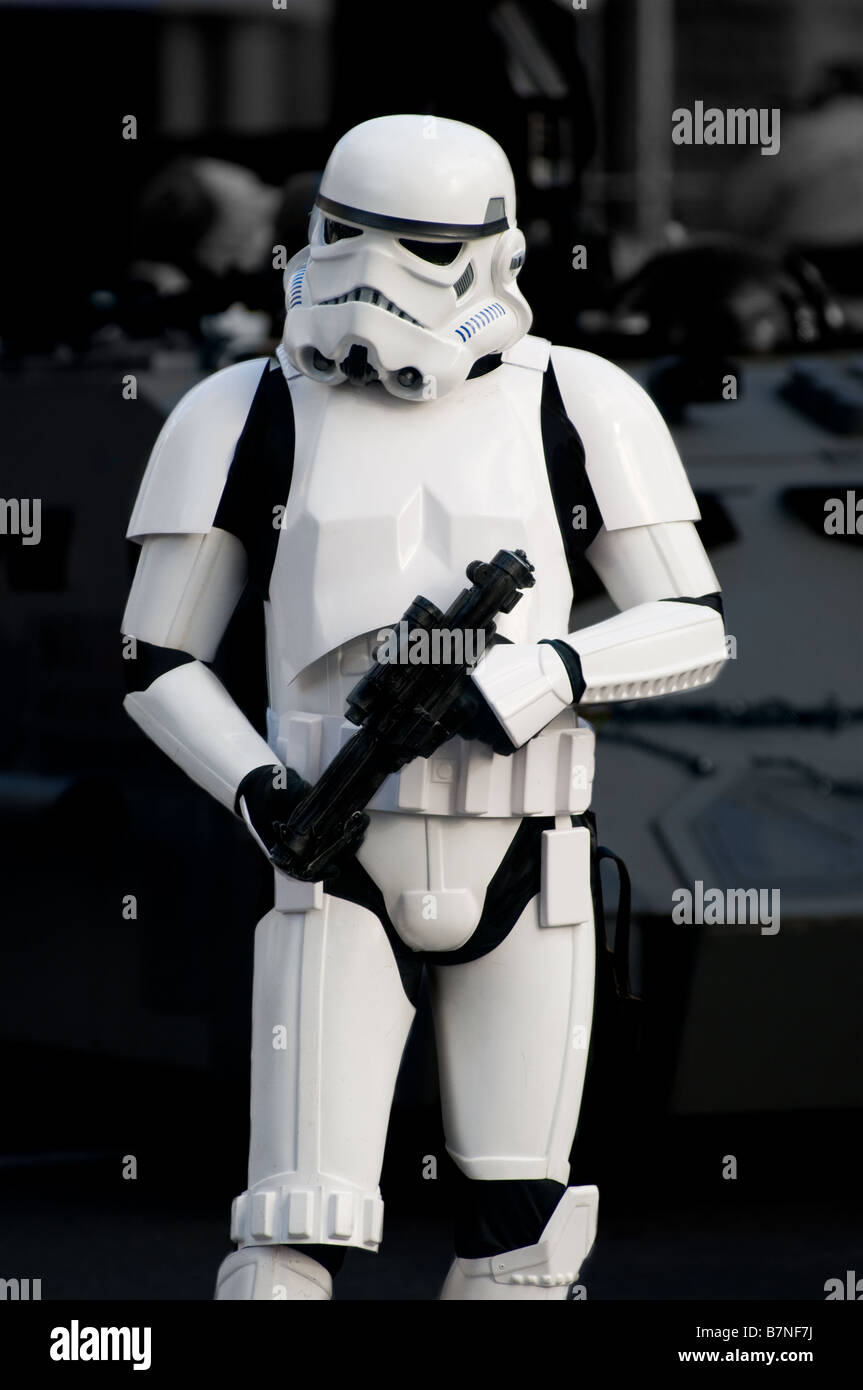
[269,707,595,819]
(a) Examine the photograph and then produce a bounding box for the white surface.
[470,641,573,747]
[233,897,415,1253]
[126,356,267,540]
[215,1246,332,1302]
[266,340,571,685]
[122,529,247,663]
[439,1185,599,1300]
[284,115,531,400]
[551,345,701,530]
[428,891,596,1185]
[541,823,593,927]
[123,662,275,812]
[566,598,727,703]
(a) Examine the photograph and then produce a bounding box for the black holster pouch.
[578,809,643,1056]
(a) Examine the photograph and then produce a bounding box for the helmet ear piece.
[492,227,526,291]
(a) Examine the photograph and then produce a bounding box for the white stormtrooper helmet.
[281,114,532,401]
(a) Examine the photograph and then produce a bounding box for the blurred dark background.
[0,0,861,1301]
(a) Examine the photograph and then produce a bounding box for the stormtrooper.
[121,115,728,1300]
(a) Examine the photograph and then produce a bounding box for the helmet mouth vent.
[340,344,379,383]
[319,286,422,325]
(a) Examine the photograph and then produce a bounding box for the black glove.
[235,763,369,881]
[235,763,313,864]
[451,678,519,757]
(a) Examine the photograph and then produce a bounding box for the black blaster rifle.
[268,547,535,881]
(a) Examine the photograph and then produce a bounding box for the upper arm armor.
[126,357,270,542]
[549,344,700,532]
[585,521,721,611]
[122,529,248,664]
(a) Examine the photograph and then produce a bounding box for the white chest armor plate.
[265,336,595,818]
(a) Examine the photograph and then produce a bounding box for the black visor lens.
[324,218,363,244]
[399,238,463,266]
